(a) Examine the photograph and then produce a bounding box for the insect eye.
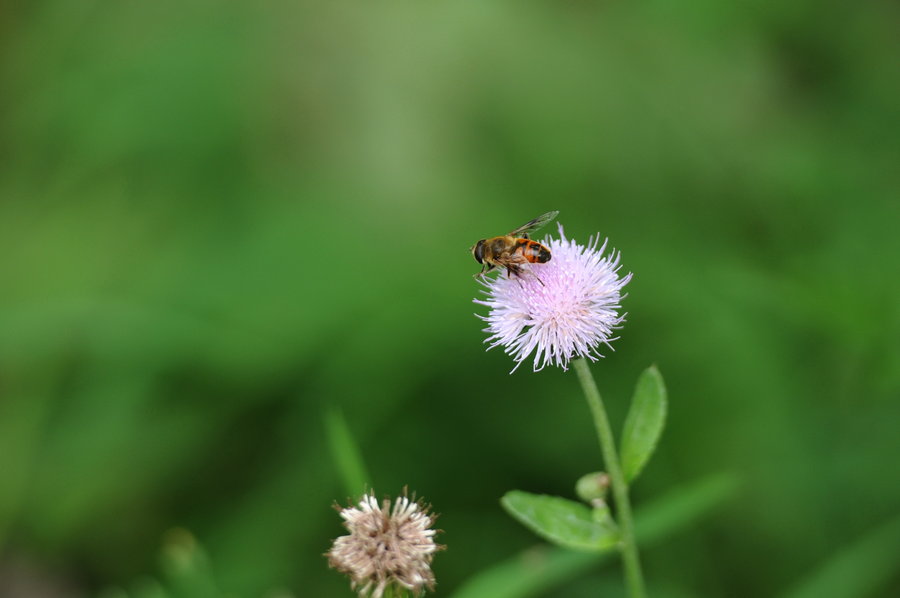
[472,240,485,264]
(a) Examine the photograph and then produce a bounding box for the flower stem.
[385,586,408,598]
[573,358,647,598]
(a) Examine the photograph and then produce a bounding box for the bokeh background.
[2,1,899,597]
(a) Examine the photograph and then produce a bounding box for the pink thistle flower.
[474,223,632,373]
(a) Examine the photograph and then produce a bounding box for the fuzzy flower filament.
[474,223,631,372]
[327,492,443,598]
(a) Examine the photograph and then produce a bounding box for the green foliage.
[158,531,222,598]
[454,473,739,598]
[0,0,898,596]
[780,513,900,598]
[633,473,740,543]
[501,491,619,552]
[324,406,371,498]
[620,366,668,484]
[101,532,226,598]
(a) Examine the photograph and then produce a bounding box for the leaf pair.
[465,473,739,598]
[502,365,668,552]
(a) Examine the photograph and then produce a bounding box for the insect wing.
[495,252,529,267]
[507,210,559,238]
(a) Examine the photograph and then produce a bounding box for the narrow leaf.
[620,365,668,483]
[501,491,619,552]
[448,545,598,598]
[779,512,900,598]
[131,579,171,598]
[634,472,739,543]
[159,529,220,598]
[324,406,370,497]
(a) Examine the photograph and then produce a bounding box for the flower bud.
[576,472,611,503]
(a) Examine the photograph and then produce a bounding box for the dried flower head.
[474,223,631,372]
[326,492,443,598]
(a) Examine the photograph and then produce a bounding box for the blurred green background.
[2,0,898,596]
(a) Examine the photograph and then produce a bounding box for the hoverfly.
[470,211,559,279]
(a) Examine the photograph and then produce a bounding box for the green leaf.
[453,473,738,598]
[447,545,599,598]
[634,472,739,543]
[620,365,668,483]
[779,512,900,598]
[501,491,619,552]
[130,579,171,598]
[159,529,220,598]
[324,406,370,497]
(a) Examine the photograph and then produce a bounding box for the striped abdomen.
[514,238,552,263]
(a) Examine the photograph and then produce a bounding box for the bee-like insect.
[471,211,559,279]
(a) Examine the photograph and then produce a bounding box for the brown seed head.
[326,493,443,598]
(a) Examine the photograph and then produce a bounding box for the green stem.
[574,358,647,598]
[385,585,408,598]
